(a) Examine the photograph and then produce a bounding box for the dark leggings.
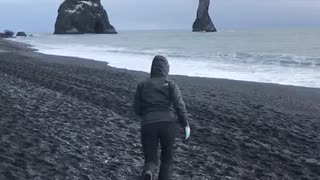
[141,122,178,180]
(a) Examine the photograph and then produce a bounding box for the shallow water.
[14,28,320,88]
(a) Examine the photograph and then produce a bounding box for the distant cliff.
[54,0,117,34]
[193,0,216,32]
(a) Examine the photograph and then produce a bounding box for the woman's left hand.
[184,126,191,140]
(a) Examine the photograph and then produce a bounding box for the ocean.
[13,28,320,88]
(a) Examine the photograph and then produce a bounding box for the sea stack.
[16,32,27,37]
[54,0,117,34]
[0,30,14,38]
[193,0,216,32]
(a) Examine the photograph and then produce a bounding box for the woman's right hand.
[185,126,191,140]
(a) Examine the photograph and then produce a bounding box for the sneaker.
[143,170,152,180]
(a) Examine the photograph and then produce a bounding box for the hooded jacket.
[133,55,189,127]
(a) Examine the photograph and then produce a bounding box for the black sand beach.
[0,39,319,180]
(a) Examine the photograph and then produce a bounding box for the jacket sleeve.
[133,83,143,116]
[169,81,189,127]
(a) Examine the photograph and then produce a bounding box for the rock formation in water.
[193,0,216,32]
[16,32,27,37]
[0,30,14,38]
[54,0,117,34]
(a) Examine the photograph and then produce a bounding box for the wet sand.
[0,39,319,180]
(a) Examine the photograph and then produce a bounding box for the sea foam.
[12,30,320,88]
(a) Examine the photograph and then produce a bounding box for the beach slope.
[0,39,319,179]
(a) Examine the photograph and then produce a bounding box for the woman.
[133,55,191,180]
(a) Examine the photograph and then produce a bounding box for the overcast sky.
[0,0,320,32]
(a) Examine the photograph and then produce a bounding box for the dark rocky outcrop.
[0,33,7,38]
[0,30,14,38]
[193,0,216,32]
[54,0,117,34]
[16,32,27,37]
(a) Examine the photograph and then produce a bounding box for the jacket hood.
[150,55,169,78]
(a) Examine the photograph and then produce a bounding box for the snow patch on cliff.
[80,1,98,7]
[65,1,99,14]
[66,4,83,14]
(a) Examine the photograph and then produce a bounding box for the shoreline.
[0,38,319,179]
[10,32,320,89]
[7,37,320,90]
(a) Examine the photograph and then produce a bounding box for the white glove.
[185,126,191,140]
